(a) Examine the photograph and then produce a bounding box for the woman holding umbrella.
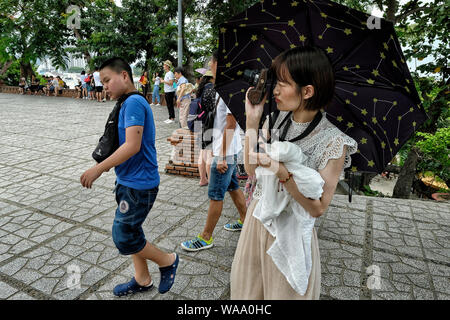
[230,46,357,299]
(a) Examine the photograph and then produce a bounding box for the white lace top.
[253,111,357,200]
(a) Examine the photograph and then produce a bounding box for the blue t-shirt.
[115,94,160,190]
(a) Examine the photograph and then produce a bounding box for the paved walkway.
[0,94,448,300]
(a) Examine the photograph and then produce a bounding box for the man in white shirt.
[160,60,175,123]
[181,51,247,251]
[93,67,104,102]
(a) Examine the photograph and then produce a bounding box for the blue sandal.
[158,253,179,294]
[113,277,153,297]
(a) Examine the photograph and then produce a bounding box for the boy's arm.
[80,126,143,188]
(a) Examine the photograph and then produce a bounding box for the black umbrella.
[215,0,427,173]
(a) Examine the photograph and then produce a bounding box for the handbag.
[92,91,145,163]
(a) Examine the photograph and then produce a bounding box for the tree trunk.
[19,61,34,81]
[393,148,419,198]
[385,0,399,22]
[0,60,13,76]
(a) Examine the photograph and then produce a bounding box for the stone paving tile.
[51,160,117,188]
[330,194,367,212]
[0,227,125,300]
[0,175,80,206]
[415,221,450,265]
[157,176,210,208]
[0,281,19,299]
[14,154,87,175]
[0,209,73,263]
[0,133,57,149]
[371,250,435,300]
[31,187,115,223]
[427,261,450,298]
[0,165,41,188]
[318,206,366,246]
[36,141,94,160]
[318,238,363,300]
[0,148,50,167]
[411,204,450,226]
[0,201,22,217]
[44,227,127,272]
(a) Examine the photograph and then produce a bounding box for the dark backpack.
[92,91,145,163]
[187,83,218,148]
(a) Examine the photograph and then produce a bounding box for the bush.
[416,127,450,187]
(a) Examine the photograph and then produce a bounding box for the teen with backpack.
[80,57,179,297]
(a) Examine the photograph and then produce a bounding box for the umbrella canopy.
[195,67,207,75]
[215,0,427,173]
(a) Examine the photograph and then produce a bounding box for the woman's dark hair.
[100,57,133,84]
[270,46,335,111]
[197,76,214,98]
[81,70,85,75]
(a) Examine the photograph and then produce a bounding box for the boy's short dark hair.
[100,57,133,84]
[270,46,335,111]
[174,66,184,74]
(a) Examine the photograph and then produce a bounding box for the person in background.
[196,69,215,187]
[139,71,149,102]
[93,67,104,102]
[160,60,175,124]
[75,80,83,98]
[57,76,65,95]
[52,76,59,97]
[180,50,247,252]
[80,70,88,99]
[151,72,161,107]
[18,77,28,94]
[29,75,40,95]
[174,66,192,129]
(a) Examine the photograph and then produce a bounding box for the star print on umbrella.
[215,0,427,173]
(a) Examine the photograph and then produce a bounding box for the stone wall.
[0,86,168,105]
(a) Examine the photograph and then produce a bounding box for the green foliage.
[416,128,450,185]
[0,0,71,73]
[362,185,384,197]
[0,60,21,85]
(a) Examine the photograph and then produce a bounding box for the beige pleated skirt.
[230,199,321,300]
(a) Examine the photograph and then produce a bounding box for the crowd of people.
[18,75,69,96]
[79,46,358,300]
[76,68,108,102]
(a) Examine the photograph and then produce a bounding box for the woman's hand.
[248,151,274,168]
[245,87,266,129]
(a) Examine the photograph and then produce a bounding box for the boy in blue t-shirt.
[80,57,179,297]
